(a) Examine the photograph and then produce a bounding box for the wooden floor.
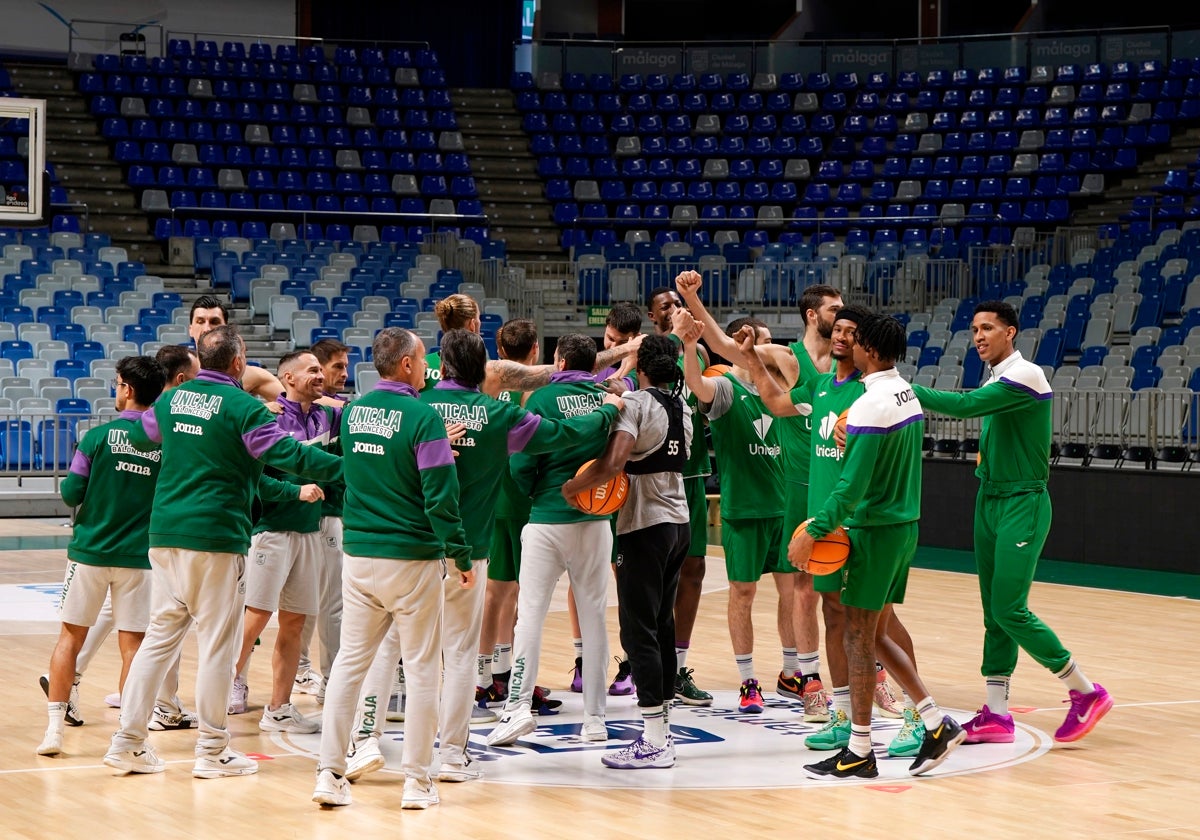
[3,516,1199,839]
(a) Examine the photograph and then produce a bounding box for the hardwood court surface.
[2,517,1198,840]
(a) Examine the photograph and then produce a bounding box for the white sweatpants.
[110,549,246,757]
[438,558,488,763]
[509,520,611,718]
[298,516,344,677]
[318,555,444,785]
[77,593,188,714]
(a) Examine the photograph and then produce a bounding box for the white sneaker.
[149,705,198,731]
[104,743,165,774]
[228,675,248,715]
[104,691,121,709]
[260,702,321,734]
[485,707,535,746]
[36,728,63,756]
[294,669,324,696]
[385,690,405,722]
[581,715,608,742]
[313,768,351,807]
[437,752,482,782]
[345,735,385,781]
[600,735,675,769]
[471,703,498,723]
[193,747,258,778]
[400,777,440,809]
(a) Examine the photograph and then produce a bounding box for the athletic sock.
[47,702,66,731]
[985,676,1011,715]
[675,642,689,670]
[798,650,820,682]
[572,638,584,659]
[642,704,667,747]
[916,696,944,729]
[848,724,872,758]
[1054,660,1095,695]
[735,654,755,682]
[476,654,489,686]
[782,647,798,677]
[492,644,512,676]
[832,685,851,715]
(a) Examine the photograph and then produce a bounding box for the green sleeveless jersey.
[702,373,783,519]
[794,370,864,513]
[493,388,533,519]
[779,341,821,485]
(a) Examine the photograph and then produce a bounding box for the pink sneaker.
[962,705,1015,743]
[1054,684,1113,743]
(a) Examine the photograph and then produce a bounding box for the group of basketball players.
[35,273,1112,806]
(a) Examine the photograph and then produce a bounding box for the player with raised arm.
[678,311,797,715]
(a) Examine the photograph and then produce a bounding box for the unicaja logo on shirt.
[815,411,844,461]
[346,405,404,438]
[169,389,223,419]
[748,414,781,457]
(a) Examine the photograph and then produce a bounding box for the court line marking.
[0,751,305,776]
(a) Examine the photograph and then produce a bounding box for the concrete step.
[455,113,523,133]
[53,161,125,187]
[86,213,154,237]
[460,134,532,156]
[47,138,115,163]
[64,187,138,211]
[47,116,102,138]
[471,157,538,176]
[476,179,546,200]
[484,202,554,224]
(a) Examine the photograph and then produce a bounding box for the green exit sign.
[586,306,608,327]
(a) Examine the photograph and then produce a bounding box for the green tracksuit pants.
[974,488,1072,676]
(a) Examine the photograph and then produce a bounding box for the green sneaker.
[804,709,850,750]
[674,667,713,707]
[887,707,925,757]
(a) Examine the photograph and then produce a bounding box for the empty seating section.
[4,50,1200,469]
[85,42,488,249]
[521,60,1185,262]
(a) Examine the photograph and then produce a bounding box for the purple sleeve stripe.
[68,449,91,478]
[142,408,161,443]
[999,376,1052,400]
[847,413,924,435]
[243,421,289,459]
[507,412,541,454]
[415,437,455,470]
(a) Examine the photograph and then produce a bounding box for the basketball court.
[3,515,1198,838]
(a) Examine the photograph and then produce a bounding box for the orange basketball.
[573,460,629,515]
[834,409,849,447]
[794,519,851,574]
[703,364,732,378]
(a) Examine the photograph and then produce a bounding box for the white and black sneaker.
[148,704,198,731]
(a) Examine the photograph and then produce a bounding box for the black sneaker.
[909,714,967,776]
[804,746,879,779]
[39,674,83,727]
[532,685,562,715]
